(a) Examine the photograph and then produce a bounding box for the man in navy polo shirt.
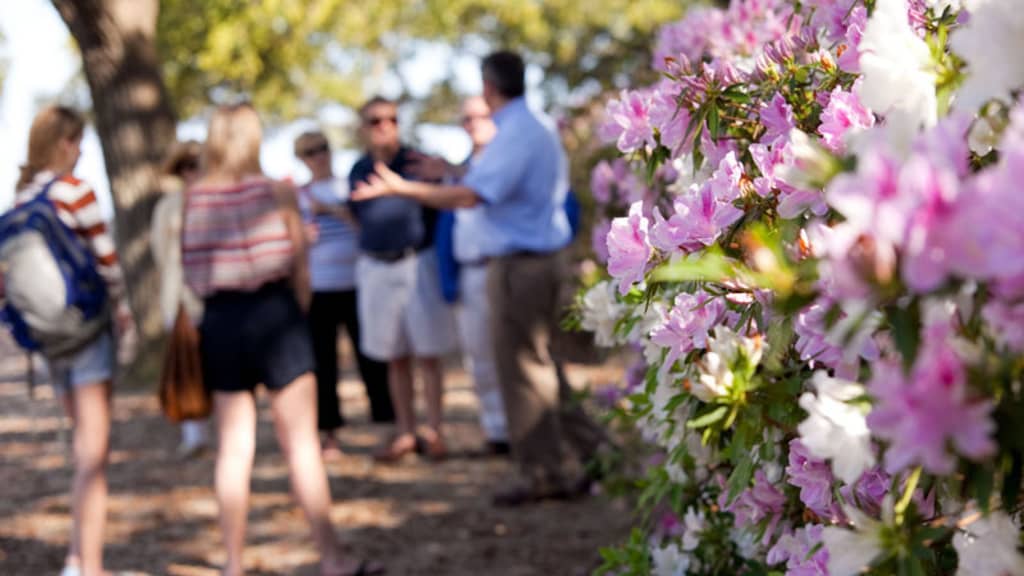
[353,54,604,505]
[348,96,456,462]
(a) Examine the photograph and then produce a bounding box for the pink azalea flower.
[708,151,745,203]
[653,183,744,253]
[652,7,725,71]
[722,469,787,545]
[751,141,784,197]
[591,218,612,263]
[898,155,962,292]
[867,310,996,475]
[590,161,615,205]
[982,298,1024,352]
[649,291,726,373]
[767,524,829,575]
[606,201,652,295]
[948,127,1024,282]
[649,85,692,152]
[786,440,843,522]
[601,90,656,154]
[805,0,859,41]
[818,86,875,154]
[837,6,867,73]
[838,467,890,518]
[761,93,796,143]
[701,128,740,169]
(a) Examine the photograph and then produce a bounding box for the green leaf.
[726,454,755,505]
[895,466,922,523]
[707,103,721,140]
[686,405,729,429]
[887,301,922,371]
[651,250,737,283]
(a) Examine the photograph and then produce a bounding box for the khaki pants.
[487,250,604,488]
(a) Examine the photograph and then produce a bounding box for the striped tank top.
[182,178,295,298]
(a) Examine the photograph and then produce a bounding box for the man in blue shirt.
[354,52,604,505]
[348,96,456,462]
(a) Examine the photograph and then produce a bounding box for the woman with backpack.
[181,103,381,576]
[12,105,138,576]
[151,139,209,458]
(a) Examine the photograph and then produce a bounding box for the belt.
[364,248,416,263]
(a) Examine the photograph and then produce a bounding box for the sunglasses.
[299,143,329,158]
[461,114,490,125]
[366,115,398,127]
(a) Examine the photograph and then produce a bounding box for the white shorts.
[48,331,115,392]
[356,251,457,362]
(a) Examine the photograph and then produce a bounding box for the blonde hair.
[203,102,263,178]
[17,105,85,190]
[293,130,328,157]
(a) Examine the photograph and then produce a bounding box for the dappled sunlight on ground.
[0,334,630,575]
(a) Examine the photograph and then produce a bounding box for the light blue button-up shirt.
[462,97,571,257]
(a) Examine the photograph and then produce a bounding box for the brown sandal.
[372,434,417,463]
[416,428,448,461]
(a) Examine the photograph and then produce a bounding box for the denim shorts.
[199,281,314,393]
[48,330,115,392]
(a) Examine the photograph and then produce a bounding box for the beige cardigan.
[151,179,204,329]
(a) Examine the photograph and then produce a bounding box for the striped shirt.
[297,178,358,291]
[16,171,127,305]
[182,178,295,298]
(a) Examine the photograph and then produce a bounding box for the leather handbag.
[158,304,210,422]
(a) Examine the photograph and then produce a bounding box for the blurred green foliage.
[156,0,688,120]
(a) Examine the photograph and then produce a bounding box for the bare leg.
[68,381,111,576]
[270,373,361,576]
[417,357,446,459]
[373,357,417,461]
[388,357,415,436]
[214,392,257,576]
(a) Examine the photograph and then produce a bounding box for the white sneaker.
[59,565,81,576]
[177,421,209,458]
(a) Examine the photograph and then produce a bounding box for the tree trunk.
[52,0,177,380]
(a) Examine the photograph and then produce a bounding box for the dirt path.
[0,338,629,576]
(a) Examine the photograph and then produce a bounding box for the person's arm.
[311,200,358,226]
[61,179,137,361]
[274,181,312,313]
[351,162,480,209]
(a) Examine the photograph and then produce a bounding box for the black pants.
[309,289,393,430]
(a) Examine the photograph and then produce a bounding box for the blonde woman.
[151,140,208,457]
[181,103,381,576]
[14,105,137,576]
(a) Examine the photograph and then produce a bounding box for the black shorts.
[199,281,314,393]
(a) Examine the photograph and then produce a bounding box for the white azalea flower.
[775,128,840,190]
[925,0,963,11]
[857,0,937,134]
[730,527,762,560]
[954,511,1024,576]
[681,507,706,552]
[580,280,626,347]
[822,503,889,575]
[797,371,876,484]
[651,542,692,576]
[951,0,1024,112]
[693,326,764,402]
[694,350,734,402]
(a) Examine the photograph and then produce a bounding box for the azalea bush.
[577,0,1024,574]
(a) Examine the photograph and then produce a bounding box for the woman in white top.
[150,140,208,457]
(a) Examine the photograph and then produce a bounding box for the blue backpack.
[0,179,110,359]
